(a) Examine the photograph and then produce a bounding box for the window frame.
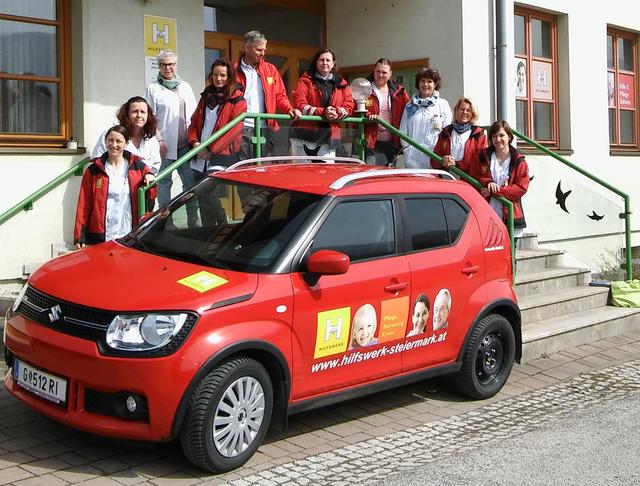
[0,0,72,147]
[608,27,639,151]
[514,7,559,148]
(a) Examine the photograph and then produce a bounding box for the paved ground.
[1,330,640,485]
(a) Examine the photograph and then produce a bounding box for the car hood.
[28,241,258,313]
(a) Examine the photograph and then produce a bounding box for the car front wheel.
[454,314,515,399]
[180,356,273,472]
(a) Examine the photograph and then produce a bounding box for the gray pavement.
[1,331,640,485]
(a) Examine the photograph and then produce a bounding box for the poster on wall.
[144,15,177,88]
[515,58,527,97]
[607,72,616,108]
[531,60,553,100]
[618,73,636,109]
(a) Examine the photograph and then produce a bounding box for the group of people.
[74,29,530,248]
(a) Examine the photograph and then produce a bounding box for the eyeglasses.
[159,62,176,68]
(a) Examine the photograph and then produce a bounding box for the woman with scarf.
[188,58,246,225]
[144,50,198,225]
[291,48,354,158]
[432,97,487,175]
[399,68,452,169]
[472,120,530,237]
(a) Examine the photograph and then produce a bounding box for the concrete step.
[518,285,610,324]
[515,233,539,250]
[515,267,591,297]
[522,305,640,362]
[515,248,564,274]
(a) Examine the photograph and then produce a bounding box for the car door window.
[404,198,448,250]
[311,200,394,261]
[443,198,469,244]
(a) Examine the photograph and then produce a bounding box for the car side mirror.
[306,249,350,275]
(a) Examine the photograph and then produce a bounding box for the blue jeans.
[157,147,198,226]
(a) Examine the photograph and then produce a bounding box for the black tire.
[454,314,515,399]
[180,357,273,472]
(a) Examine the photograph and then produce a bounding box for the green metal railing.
[1,113,628,281]
[512,128,633,280]
[138,113,517,272]
[0,157,89,227]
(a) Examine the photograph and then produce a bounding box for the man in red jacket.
[235,30,301,159]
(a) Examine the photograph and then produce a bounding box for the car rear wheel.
[454,314,515,399]
[180,356,273,472]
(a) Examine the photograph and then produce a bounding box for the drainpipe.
[495,0,508,120]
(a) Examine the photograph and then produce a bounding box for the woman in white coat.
[144,50,198,225]
[399,68,452,169]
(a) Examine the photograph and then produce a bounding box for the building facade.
[0,0,638,280]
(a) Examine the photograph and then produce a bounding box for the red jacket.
[74,152,157,245]
[293,72,354,140]
[432,125,488,173]
[472,146,530,228]
[235,58,293,129]
[187,88,247,155]
[364,78,409,149]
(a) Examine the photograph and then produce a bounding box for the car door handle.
[384,282,409,292]
[461,265,480,275]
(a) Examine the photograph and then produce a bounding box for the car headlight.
[106,313,189,351]
[11,283,29,313]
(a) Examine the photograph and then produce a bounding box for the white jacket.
[399,97,452,169]
[144,80,197,160]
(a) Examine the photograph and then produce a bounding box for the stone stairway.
[516,234,640,362]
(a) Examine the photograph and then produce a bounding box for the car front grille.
[16,285,198,357]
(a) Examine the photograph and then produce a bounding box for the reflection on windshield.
[123,178,322,273]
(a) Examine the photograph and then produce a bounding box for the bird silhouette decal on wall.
[303,144,321,156]
[587,210,604,221]
[555,181,572,213]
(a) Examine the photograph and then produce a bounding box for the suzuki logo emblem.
[48,305,63,323]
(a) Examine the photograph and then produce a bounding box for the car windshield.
[122,177,323,273]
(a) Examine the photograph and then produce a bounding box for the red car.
[4,157,521,472]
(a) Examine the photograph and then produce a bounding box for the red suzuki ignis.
[4,157,521,472]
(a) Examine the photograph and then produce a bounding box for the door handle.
[461,265,480,275]
[384,282,409,292]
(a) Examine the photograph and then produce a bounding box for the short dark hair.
[488,120,514,145]
[415,67,441,90]
[116,97,157,140]
[105,124,130,142]
[308,47,337,75]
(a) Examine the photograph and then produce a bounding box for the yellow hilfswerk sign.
[144,15,177,87]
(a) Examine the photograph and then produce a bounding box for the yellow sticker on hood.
[178,271,228,293]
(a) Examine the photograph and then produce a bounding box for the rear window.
[404,196,469,251]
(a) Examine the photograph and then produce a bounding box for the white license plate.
[13,359,68,404]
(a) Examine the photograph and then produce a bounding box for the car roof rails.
[226,155,366,171]
[329,168,456,189]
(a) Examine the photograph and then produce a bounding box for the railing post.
[254,115,263,159]
[357,115,367,162]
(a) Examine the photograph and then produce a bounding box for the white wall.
[0,0,205,280]
[326,0,465,108]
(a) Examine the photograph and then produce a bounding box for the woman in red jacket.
[74,125,156,248]
[472,120,530,236]
[432,97,487,175]
[188,58,247,225]
[291,48,354,158]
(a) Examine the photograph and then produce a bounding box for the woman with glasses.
[432,97,487,175]
[144,50,198,225]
